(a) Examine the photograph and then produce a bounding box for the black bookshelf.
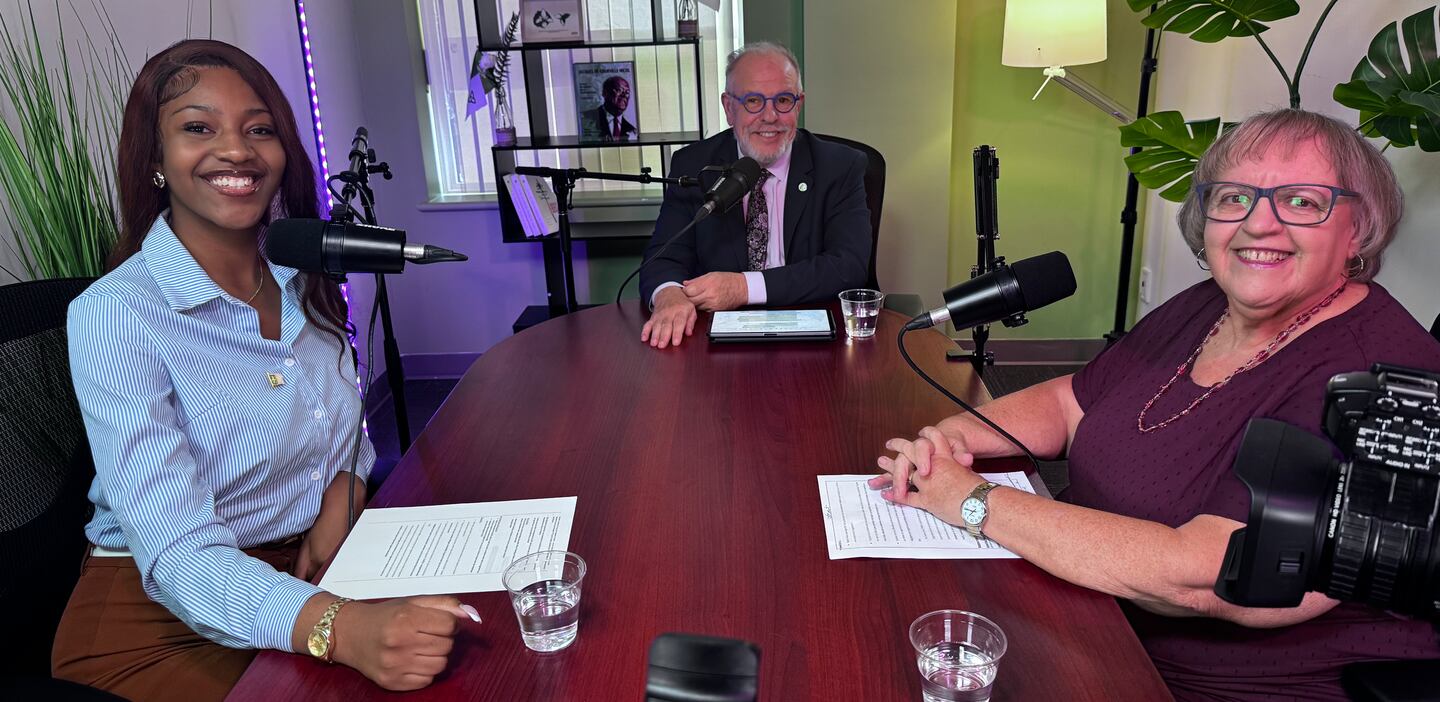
[474,1,707,329]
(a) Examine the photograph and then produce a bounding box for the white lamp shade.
[1002,0,1108,68]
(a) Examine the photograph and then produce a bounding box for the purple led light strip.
[293,1,366,411]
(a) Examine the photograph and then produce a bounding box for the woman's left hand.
[295,518,346,581]
[294,472,367,582]
[872,426,987,525]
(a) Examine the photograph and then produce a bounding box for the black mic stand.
[947,145,1028,375]
[330,131,413,453]
[512,165,699,315]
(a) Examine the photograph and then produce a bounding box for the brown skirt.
[51,540,302,702]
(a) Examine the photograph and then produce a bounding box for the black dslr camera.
[1215,363,1440,619]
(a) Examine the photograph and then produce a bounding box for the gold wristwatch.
[306,597,353,663]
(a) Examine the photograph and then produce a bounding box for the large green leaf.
[1126,0,1299,43]
[1333,6,1440,151]
[1120,111,1234,202]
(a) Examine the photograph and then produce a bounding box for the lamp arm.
[1040,66,1135,123]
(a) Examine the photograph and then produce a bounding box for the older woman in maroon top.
[872,108,1440,701]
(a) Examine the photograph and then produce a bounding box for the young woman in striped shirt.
[53,40,480,701]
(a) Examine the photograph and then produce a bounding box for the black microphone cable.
[614,208,704,305]
[340,284,383,534]
[896,326,1040,474]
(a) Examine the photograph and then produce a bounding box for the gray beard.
[738,131,795,167]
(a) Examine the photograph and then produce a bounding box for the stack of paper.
[817,473,1037,560]
[318,496,577,599]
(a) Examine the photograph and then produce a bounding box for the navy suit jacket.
[639,129,872,306]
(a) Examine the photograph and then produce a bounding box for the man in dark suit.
[582,75,637,141]
[639,42,871,348]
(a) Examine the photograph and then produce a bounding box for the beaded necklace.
[1136,279,1349,433]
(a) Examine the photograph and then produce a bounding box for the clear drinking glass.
[909,610,1007,702]
[839,288,885,339]
[503,550,586,652]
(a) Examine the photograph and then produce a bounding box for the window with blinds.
[415,0,743,200]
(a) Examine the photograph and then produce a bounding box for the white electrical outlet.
[1139,266,1153,304]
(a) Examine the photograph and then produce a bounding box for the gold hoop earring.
[151,171,166,189]
[1195,248,1210,272]
[1345,254,1366,278]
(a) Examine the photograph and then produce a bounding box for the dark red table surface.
[229,305,1171,701]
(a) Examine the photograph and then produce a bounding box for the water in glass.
[514,579,580,651]
[843,303,879,338]
[917,642,997,702]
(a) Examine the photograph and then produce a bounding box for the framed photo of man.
[573,61,639,143]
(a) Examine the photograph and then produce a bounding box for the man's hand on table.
[641,286,697,349]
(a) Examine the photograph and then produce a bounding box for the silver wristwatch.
[960,481,1000,539]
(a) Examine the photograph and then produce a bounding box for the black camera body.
[1216,363,1440,619]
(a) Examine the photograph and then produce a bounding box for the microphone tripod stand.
[512,165,699,316]
[946,145,1030,375]
[329,130,415,453]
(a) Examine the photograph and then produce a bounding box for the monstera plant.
[1120,1,1440,202]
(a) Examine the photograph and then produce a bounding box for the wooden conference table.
[231,305,1170,701]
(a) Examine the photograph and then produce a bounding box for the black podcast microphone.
[695,157,762,221]
[904,251,1076,331]
[265,218,467,276]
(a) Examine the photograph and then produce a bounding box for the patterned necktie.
[612,116,622,139]
[745,169,773,271]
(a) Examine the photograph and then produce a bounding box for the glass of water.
[839,288,886,339]
[908,610,1007,702]
[502,550,586,652]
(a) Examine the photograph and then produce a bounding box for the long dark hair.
[113,39,352,345]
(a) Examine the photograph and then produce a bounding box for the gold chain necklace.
[242,259,266,305]
[1136,279,1349,433]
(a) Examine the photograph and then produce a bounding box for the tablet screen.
[710,310,832,336]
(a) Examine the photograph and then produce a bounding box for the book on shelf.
[526,175,561,233]
[503,174,541,237]
[503,173,561,238]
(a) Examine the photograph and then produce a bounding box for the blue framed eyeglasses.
[725,91,802,114]
[1195,182,1361,226]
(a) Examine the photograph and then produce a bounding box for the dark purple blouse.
[1068,279,1440,701]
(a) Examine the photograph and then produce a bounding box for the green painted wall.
[949,0,1147,338]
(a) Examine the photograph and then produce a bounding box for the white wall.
[1137,1,1440,328]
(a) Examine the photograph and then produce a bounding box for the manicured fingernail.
[460,604,481,622]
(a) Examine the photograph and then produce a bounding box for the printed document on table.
[318,497,576,599]
[710,309,829,334]
[817,473,1036,560]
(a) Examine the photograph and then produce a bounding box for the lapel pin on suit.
[798,181,808,192]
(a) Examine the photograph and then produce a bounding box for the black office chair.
[813,133,886,290]
[1343,658,1440,702]
[0,277,101,679]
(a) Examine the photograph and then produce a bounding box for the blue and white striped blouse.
[68,214,374,651]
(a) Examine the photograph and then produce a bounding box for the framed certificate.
[518,0,585,43]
